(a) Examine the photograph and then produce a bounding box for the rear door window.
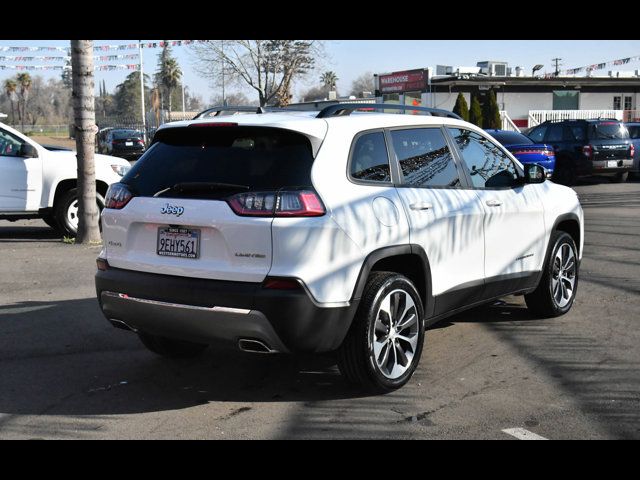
[390,128,461,188]
[545,125,563,143]
[122,126,315,197]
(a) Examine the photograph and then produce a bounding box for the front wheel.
[525,231,579,317]
[337,272,425,393]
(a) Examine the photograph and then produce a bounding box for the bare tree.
[191,40,321,107]
[349,72,375,97]
[209,91,253,106]
[70,40,101,243]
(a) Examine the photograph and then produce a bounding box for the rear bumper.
[588,158,633,175]
[112,148,145,160]
[95,266,358,353]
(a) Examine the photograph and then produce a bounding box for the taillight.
[583,144,593,158]
[226,190,325,217]
[631,143,635,157]
[105,183,134,209]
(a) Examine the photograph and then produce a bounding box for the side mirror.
[20,143,39,158]
[524,163,546,184]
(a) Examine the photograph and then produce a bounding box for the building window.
[552,90,579,110]
[624,96,633,110]
[613,96,622,110]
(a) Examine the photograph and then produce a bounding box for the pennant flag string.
[561,54,640,76]
[0,40,199,54]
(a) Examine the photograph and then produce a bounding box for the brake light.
[631,143,635,157]
[105,183,134,209]
[583,145,593,158]
[189,122,238,127]
[226,190,325,217]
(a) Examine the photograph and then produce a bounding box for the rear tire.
[525,231,579,317]
[613,172,629,183]
[337,272,425,393]
[138,332,208,358]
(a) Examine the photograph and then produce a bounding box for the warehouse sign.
[379,69,428,94]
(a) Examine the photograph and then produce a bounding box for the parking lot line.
[502,428,548,440]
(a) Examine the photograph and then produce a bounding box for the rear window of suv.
[589,122,629,140]
[121,126,314,197]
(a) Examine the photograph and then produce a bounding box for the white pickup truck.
[0,122,131,236]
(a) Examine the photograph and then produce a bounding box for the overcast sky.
[2,40,640,105]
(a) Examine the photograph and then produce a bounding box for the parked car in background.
[0,122,130,236]
[624,122,640,178]
[527,119,634,185]
[485,129,555,177]
[98,128,146,161]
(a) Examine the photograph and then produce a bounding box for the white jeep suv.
[95,104,583,392]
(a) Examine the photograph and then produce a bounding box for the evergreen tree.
[483,90,501,129]
[469,93,483,128]
[452,92,469,121]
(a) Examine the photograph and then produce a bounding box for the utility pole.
[221,40,226,106]
[182,83,186,115]
[552,58,562,77]
[139,41,147,144]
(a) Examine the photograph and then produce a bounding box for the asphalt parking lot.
[1,177,639,439]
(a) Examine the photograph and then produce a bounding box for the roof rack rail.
[193,105,292,120]
[316,103,462,120]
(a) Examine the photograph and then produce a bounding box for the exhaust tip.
[109,318,137,332]
[238,338,277,354]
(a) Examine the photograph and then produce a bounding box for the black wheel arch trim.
[350,244,434,318]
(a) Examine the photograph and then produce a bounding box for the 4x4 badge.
[160,203,184,217]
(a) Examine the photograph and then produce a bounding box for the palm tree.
[3,79,17,124]
[163,58,182,119]
[320,71,339,91]
[16,73,32,132]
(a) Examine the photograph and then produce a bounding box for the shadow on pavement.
[0,298,373,421]
[0,223,61,242]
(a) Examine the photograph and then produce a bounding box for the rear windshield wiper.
[153,182,250,197]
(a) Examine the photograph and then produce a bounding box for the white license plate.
[125,141,133,146]
[607,160,620,168]
[157,227,200,259]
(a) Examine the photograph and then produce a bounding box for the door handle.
[485,199,502,207]
[410,202,433,211]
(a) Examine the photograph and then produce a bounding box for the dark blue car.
[485,129,555,175]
